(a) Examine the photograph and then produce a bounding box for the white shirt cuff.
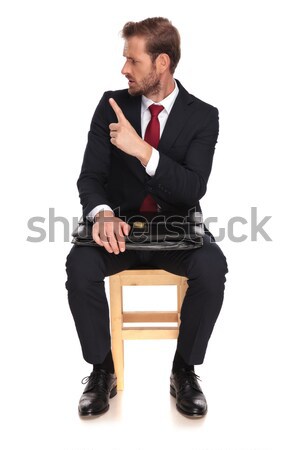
[86,204,114,222]
[145,148,160,176]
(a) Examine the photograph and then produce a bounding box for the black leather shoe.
[170,368,208,417]
[78,369,117,416]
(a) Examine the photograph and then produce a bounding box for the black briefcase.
[71,211,204,250]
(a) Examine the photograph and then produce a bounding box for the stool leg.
[109,275,124,390]
[177,278,188,328]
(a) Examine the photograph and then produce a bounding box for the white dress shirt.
[87,80,179,221]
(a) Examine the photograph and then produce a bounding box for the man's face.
[121,36,160,97]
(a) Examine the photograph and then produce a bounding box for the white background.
[1,1,299,449]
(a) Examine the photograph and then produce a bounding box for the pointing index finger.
[109,98,125,122]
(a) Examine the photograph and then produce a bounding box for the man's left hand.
[109,98,152,165]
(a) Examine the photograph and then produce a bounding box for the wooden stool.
[109,269,188,390]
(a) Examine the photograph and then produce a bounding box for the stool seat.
[109,269,187,390]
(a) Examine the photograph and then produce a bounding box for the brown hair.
[122,17,181,74]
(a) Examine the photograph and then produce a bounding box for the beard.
[128,67,161,97]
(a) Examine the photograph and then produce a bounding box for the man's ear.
[156,53,171,74]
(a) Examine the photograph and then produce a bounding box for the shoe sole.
[79,385,118,417]
[170,385,207,418]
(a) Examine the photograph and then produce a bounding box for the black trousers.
[65,233,228,366]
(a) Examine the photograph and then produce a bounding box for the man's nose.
[121,61,129,75]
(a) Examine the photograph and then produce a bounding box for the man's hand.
[92,210,131,254]
[109,98,152,166]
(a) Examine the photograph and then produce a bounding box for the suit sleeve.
[147,106,219,209]
[77,92,113,218]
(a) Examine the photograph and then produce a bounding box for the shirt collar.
[141,79,179,115]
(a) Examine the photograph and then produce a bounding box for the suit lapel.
[123,94,142,137]
[120,94,145,183]
[158,80,194,154]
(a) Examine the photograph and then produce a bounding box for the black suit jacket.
[77,80,219,225]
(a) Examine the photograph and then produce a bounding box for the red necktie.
[139,104,164,212]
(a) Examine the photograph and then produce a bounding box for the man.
[65,17,228,418]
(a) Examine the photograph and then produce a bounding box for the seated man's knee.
[65,246,105,291]
[187,240,228,282]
